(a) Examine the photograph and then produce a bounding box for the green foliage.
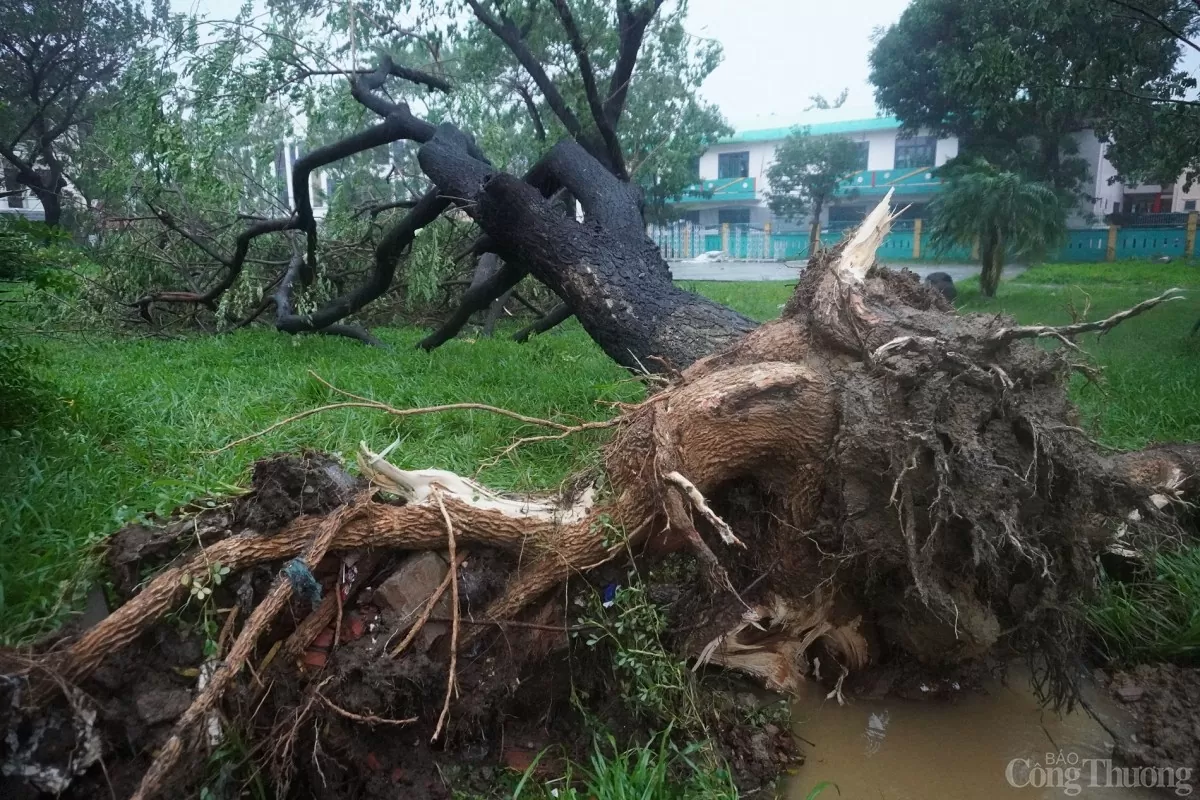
[0,339,52,430]
[511,730,739,800]
[0,217,84,289]
[0,322,637,642]
[1089,546,1200,664]
[869,0,1196,199]
[765,128,863,226]
[928,159,1066,295]
[0,0,149,225]
[577,576,700,730]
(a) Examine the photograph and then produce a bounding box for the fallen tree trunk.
[3,197,1197,799]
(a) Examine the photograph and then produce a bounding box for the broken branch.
[990,288,1184,345]
[664,471,745,548]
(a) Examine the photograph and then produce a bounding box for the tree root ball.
[3,200,1197,799]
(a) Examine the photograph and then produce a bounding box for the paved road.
[669,261,1027,283]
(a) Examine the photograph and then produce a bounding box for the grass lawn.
[0,327,637,641]
[3,261,1198,648]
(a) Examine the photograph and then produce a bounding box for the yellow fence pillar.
[721,222,730,255]
[683,223,692,259]
[912,218,923,259]
[1106,224,1119,262]
[764,222,773,260]
[1187,212,1198,259]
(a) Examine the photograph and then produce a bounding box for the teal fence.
[653,221,1196,264]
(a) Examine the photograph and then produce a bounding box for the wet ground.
[787,668,1173,800]
[670,260,1028,283]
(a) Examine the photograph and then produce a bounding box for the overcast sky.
[174,0,912,130]
[685,0,911,130]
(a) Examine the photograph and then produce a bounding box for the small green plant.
[1089,546,1200,664]
[180,560,231,657]
[512,730,739,800]
[577,576,700,730]
[801,780,840,799]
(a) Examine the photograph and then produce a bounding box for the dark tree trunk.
[482,289,512,336]
[29,179,62,227]
[808,200,824,257]
[979,230,1004,298]
[419,134,757,370]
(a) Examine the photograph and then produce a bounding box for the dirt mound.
[1109,665,1200,772]
[235,451,362,531]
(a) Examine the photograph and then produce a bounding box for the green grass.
[509,731,738,800]
[0,324,638,641]
[1088,547,1200,664]
[1015,259,1200,288]
[4,266,1198,659]
[677,280,795,322]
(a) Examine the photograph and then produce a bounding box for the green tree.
[0,0,147,226]
[869,0,1195,203]
[1089,2,1200,189]
[765,128,862,256]
[928,160,1066,297]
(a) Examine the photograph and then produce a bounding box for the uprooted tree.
[4,2,1200,798]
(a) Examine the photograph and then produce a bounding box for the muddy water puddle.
[788,671,1167,799]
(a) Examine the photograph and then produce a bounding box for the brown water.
[788,671,1167,800]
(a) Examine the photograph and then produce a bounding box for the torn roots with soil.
[3,198,1198,799]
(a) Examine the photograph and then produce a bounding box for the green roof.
[719,116,901,144]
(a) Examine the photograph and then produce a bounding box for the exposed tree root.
[5,196,1197,799]
[129,500,370,800]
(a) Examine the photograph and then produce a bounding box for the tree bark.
[514,301,573,342]
[979,229,1004,297]
[418,134,757,369]
[807,197,826,257]
[32,185,62,227]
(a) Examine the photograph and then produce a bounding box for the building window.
[1186,200,1197,211]
[851,141,869,172]
[718,151,750,179]
[718,208,750,225]
[828,205,867,224]
[3,167,25,209]
[682,210,701,225]
[894,136,937,169]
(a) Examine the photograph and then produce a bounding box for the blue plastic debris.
[282,559,323,606]
[602,583,618,608]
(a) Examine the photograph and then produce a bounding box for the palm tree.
[928,159,1066,297]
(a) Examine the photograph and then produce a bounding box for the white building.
[670,116,1190,230]
[1,167,48,222]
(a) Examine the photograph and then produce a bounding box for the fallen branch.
[131,499,368,800]
[211,372,613,453]
[514,301,573,342]
[989,288,1184,345]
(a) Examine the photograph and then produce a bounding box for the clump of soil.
[1108,664,1200,772]
[2,453,793,800]
[234,451,361,531]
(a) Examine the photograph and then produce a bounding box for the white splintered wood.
[357,443,594,524]
[834,188,899,285]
